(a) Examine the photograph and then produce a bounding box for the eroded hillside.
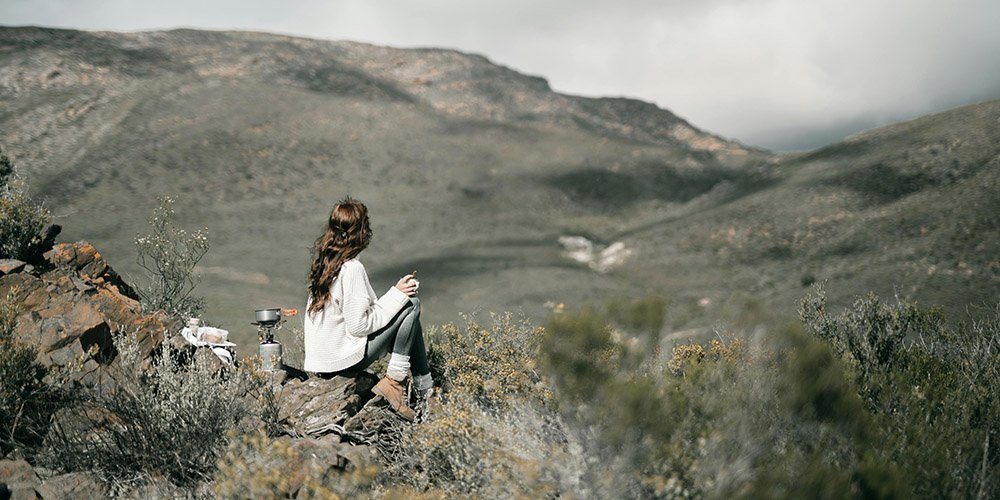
[1,26,996,348]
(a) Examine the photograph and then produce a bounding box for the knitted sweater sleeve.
[341,261,410,337]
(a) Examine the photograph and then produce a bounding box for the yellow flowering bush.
[430,312,549,409]
[385,314,579,496]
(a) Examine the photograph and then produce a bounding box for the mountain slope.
[1,26,996,351]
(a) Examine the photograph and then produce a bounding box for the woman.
[303,198,432,421]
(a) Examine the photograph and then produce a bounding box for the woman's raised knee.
[408,297,421,314]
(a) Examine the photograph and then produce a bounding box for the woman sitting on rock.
[303,197,431,421]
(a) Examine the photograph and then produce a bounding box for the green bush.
[134,196,209,320]
[426,312,549,410]
[43,330,273,489]
[540,295,906,498]
[800,287,999,499]
[213,430,379,499]
[0,146,14,187]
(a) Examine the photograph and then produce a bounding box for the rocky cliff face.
[0,229,414,497]
[0,228,168,384]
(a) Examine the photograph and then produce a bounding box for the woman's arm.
[341,261,410,337]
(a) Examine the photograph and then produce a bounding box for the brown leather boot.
[372,376,416,421]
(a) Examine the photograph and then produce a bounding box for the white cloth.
[303,258,410,373]
[180,326,235,365]
[386,353,410,381]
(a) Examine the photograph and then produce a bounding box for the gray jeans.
[347,297,429,377]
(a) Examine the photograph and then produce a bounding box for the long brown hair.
[307,198,373,314]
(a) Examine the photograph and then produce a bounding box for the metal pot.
[255,308,282,323]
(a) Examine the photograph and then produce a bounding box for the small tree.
[134,197,209,320]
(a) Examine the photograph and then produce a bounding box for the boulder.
[0,259,26,275]
[34,472,105,498]
[42,240,138,301]
[0,240,168,383]
[0,459,105,499]
[277,373,379,437]
[0,459,39,499]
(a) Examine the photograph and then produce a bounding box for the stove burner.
[252,319,282,344]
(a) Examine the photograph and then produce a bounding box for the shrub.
[800,287,999,499]
[605,294,667,340]
[0,175,51,261]
[540,295,904,498]
[214,430,379,499]
[0,146,13,187]
[134,196,209,320]
[385,314,577,497]
[0,288,62,458]
[43,330,273,489]
[428,312,549,410]
[386,394,576,497]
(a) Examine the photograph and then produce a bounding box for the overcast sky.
[3,0,999,150]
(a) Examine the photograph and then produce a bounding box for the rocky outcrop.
[1,232,402,495]
[0,239,168,384]
[277,372,379,437]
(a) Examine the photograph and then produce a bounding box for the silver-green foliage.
[134,196,209,319]
[44,330,272,487]
[0,177,50,261]
[800,286,999,499]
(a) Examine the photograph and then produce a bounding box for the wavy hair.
[307,198,373,314]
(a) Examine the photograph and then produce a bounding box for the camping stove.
[252,318,281,343]
[252,317,283,371]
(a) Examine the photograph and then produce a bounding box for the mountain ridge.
[1,26,996,351]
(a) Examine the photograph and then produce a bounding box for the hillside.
[1,26,997,350]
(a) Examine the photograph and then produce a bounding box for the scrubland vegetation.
[367,289,996,499]
[2,145,998,498]
[0,148,50,263]
[133,196,210,321]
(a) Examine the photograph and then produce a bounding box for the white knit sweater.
[303,258,410,373]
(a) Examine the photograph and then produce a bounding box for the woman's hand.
[395,274,419,297]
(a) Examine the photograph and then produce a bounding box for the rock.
[258,436,376,497]
[0,459,105,499]
[43,241,138,300]
[0,259,26,275]
[35,472,105,498]
[557,235,633,273]
[343,396,393,434]
[277,373,378,437]
[0,241,168,383]
[0,459,40,499]
[23,223,61,266]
